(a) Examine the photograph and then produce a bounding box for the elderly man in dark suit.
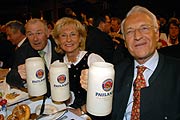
[80,5,180,120]
[6,18,63,96]
[112,5,180,120]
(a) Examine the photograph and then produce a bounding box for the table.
[0,79,86,120]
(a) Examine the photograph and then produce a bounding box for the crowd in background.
[1,7,180,84]
[0,6,180,119]
[1,7,180,67]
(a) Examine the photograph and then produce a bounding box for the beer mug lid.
[25,57,42,62]
[50,61,67,68]
[91,62,114,68]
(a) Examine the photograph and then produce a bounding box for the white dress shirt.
[41,39,52,69]
[123,50,159,120]
[17,37,26,47]
[63,51,105,68]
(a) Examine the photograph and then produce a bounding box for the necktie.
[131,66,147,120]
[38,50,46,64]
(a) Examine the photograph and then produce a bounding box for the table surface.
[0,79,85,120]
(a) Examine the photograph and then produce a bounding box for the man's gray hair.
[121,5,158,39]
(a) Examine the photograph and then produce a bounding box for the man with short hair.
[5,20,28,49]
[6,18,63,96]
[86,14,114,63]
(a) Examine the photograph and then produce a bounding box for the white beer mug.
[25,57,47,96]
[50,61,70,102]
[87,62,115,116]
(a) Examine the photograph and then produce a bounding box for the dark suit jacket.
[0,33,15,68]
[158,44,180,59]
[112,53,180,120]
[0,36,29,68]
[6,39,63,96]
[16,38,29,50]
[86,26,114,63]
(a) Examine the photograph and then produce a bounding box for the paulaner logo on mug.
[25,57,47,97]
[50,61,70,102]
[87,62,115,116]
[36,69,44,79]
[57,74,66,83]
[102,79,113,91]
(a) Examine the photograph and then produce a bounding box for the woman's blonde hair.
[52,17,87,54]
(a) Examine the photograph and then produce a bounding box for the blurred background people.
[85,14,114,63]
[46,20,55,40]
[5,20,28,50]
[109,17,125,49]
[158,18,180,58]
[87,17,94,26]
[0,31,14,79]
[156,18,168,49]
[109,17,132,65]
[166,17,180,46]
[64,7,77,19]
[0,30,14,68]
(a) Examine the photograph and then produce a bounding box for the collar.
[17,37,26,47]
[40,39,51,53]
[134,50,159,71]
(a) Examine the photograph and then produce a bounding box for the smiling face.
[124,13,159,64]
[58,24,80,55]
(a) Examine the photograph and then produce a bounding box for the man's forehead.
[26,29,43,33]
[124,14,152,28]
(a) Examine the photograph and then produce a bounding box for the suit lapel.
[140,53,165,117]
[148,53,165,85]
[113,62,134,119]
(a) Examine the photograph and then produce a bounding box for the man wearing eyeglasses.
[6,18,63,96]
[80,5,180,120]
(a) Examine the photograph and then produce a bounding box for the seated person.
[6,18,63,97]
[52,17,105,116]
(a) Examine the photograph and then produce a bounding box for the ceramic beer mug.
[87,62,115,116]
[25,57,47,96]
[49,61,70,102]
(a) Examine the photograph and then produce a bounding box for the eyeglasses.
[125,25,155,38]
[26,31,44,38]
[59,32,79,39]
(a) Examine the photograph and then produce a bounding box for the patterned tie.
[131,66,147,120]
[38,50,46,64]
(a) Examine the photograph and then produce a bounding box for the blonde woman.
[52,17,105,116]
